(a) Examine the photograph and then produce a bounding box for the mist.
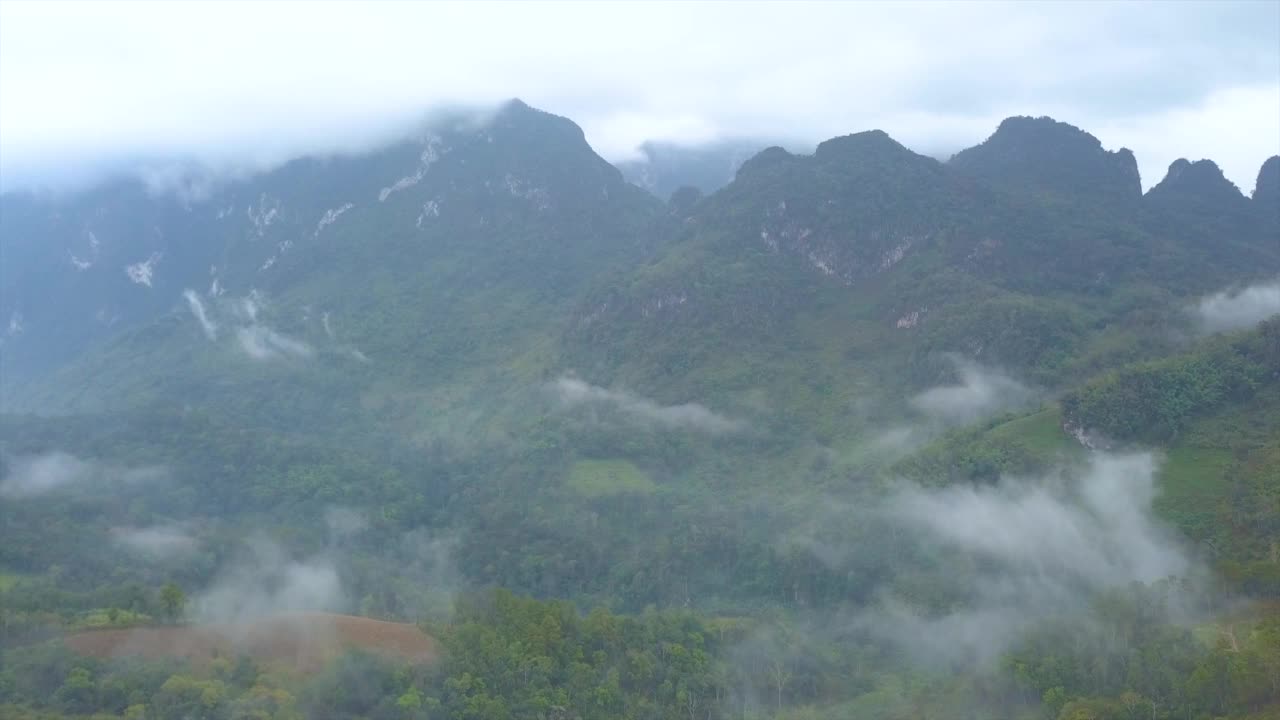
[551,375,746,434]
[181,288,376,362]
[1194,277,1280,333]
[0,452,165,498]
[111,523,199,559]
[235,325,314,361]
[324,506,369,541]
[909,357,1035,425]
[183,289,218,340]
[0,452,93,498]
[862,452,1195,666]
[866,359,1036,456]
[192,536,345,623]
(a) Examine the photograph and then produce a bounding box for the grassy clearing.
[986,406,1072,456]
[567,459,656,497]
[74,608,151,630]
[1154,446,1232,542]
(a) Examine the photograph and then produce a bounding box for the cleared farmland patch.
[64,612,435,672]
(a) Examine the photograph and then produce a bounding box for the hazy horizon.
[2,1,1277,193]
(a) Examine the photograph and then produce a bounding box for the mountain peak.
[489,99,589,148]
[1253,155,1279,202]
[734,146,795,180]
[993,115,1088,139]
[949,115,1141,204]
[501,97,533,112]
[1148,158,1245,205]
[814,129,911,163]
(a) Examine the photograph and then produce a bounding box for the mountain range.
[2,99,1279,720]
[3,102,1274,432]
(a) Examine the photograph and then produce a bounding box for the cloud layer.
[2,2,1276,191]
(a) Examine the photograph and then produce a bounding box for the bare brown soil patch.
[64,612,435,672]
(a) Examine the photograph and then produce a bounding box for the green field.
[985,406,1073,456]
[1154,446,1233,540]
[0,572,24,592]
[567,459,656,497]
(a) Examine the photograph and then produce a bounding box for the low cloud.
[551,376,745,434]
[320,312,372,363]
[867,359,1034,456]
[182,290,368,363]
[0,452,164,498]
[193,536,345,623]
[0,452,94,498]
[183,289,218,340]
[225,291,314,361]
[111,524,198,559]
[1194,278,1280,333]
[324,506,368,541]
[137,162,224,205]
[909,358,1034,425]
[236,324,313,361]
[396,529,462,608]
[862,452,1193,666]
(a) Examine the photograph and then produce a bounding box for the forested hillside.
[2,102,1278,719]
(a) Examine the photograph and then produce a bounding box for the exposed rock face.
[1062,420,1112,451]
[949,116,1141,205]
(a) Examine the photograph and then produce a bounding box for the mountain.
[0,180,227,380]
[3,102,1280,720]
[1141,157,1275,281]
[7,106,1279,436]
[1146,157,1251,212]
[1,100,665,415]
[568,123,1278,416]
[948,115,1141,206]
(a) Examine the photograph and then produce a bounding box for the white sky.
[1,1,1277,192]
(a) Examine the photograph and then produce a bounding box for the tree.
[768,657,792,713]
[160,583,186,623]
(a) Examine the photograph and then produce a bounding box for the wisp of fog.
[909,357,1035,425]
[1194,277,1280,333]
[552,375,746,434]
[192,535,345,623]
[860,452,1194,666]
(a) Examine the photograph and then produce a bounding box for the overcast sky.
[2,1,1277,193]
